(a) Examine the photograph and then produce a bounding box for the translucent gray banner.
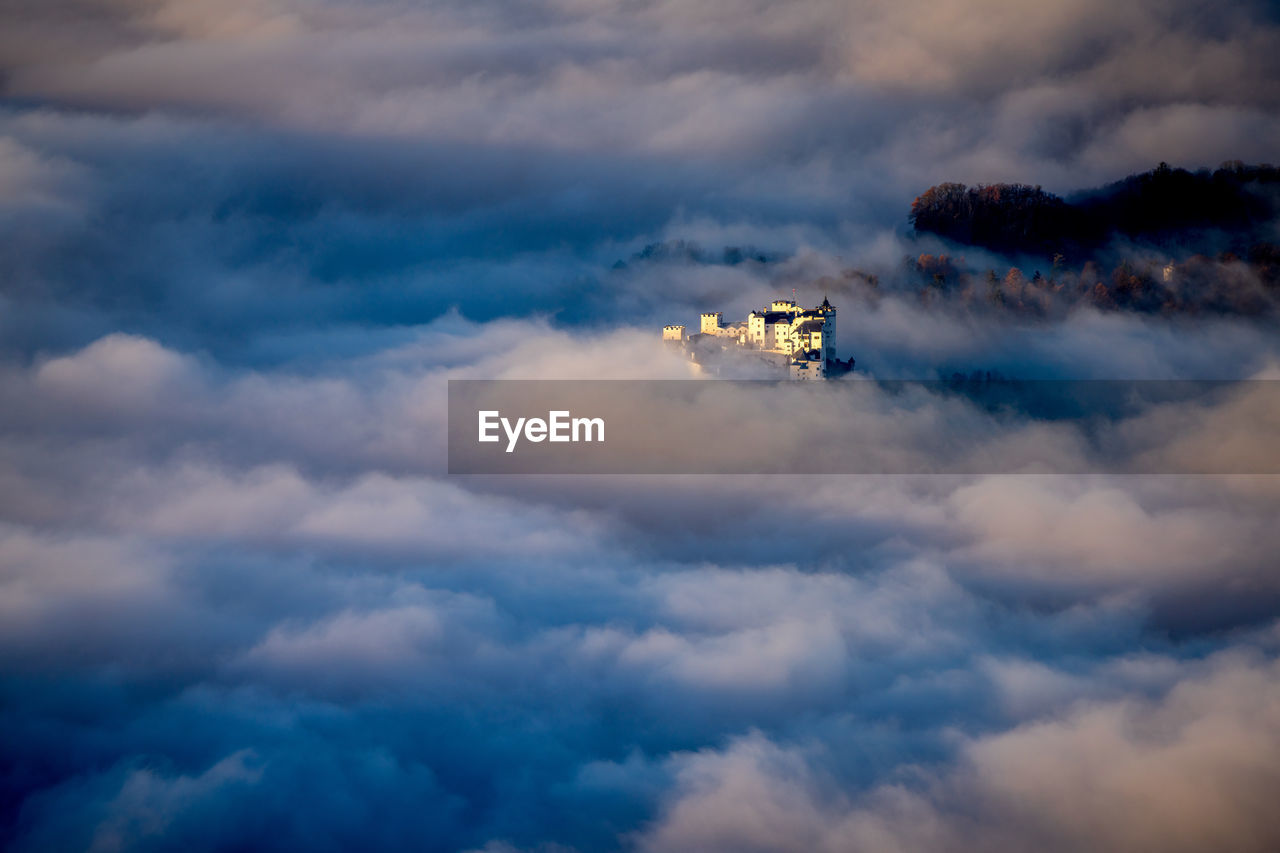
[448,379,1280,474]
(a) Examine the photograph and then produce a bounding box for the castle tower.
[819,296,836,360]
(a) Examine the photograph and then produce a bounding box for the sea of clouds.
[2,1,1280,850]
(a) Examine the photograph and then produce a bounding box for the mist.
[2,1,1280,851]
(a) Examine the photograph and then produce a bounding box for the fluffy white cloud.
[641,653,1280,853]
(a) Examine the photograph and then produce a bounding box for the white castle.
[663,297,851,379]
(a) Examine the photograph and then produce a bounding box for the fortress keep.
[663,297,853,379]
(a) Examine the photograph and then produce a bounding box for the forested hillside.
[901,163,1280,316]
[910,162,1280,257]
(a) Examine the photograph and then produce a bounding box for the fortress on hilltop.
[663,297,854,379]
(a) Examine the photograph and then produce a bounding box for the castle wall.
[664,299,841,378]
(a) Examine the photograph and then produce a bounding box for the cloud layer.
[2,1,1280,851]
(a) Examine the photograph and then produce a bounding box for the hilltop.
[909,162,1280,258]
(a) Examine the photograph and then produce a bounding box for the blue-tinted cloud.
[3,0,1280,850]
